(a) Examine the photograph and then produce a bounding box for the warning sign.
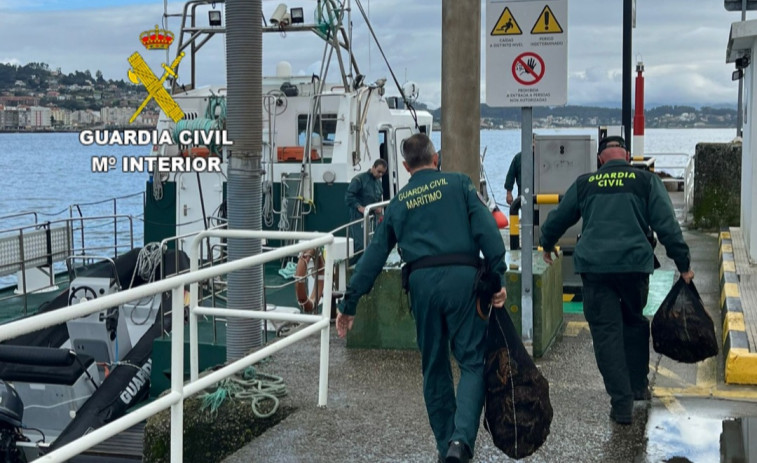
[491,7,522,35]
[531,5,563,34]
[486,0,568,107]
[512,52,544,85]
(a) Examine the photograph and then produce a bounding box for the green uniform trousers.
[409,266,487,457]
[581,272,650,416]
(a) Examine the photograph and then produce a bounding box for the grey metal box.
[533,134,596,246]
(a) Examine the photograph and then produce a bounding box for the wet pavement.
[222,226,757,463]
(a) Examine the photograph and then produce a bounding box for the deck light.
[209,10,222,26]
[290,7,304,24]
[733,69,744,81]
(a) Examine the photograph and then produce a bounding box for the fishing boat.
[0,0,434,459]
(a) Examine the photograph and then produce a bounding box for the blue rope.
[173,118,221,155]
[173,96,227,156]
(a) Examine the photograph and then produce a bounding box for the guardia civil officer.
[344,158,387,258]
[539,135,694,425]
[336,133,507,463]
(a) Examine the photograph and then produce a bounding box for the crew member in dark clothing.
[336,133,507,463]
[345,159,387,256]
[539,135,694,425]
[504,151,521,205]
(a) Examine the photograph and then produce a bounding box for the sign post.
[485,0,568,354]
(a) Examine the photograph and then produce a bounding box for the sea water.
[431,127,738,209]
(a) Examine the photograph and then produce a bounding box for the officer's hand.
[681,269,695,284]
[543,250,559,265]
[491,288,507,308]
[506,191,514,205]
[336,312,355,338]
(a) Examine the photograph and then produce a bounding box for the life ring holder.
[294,248,325,313]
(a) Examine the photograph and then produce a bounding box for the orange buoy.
[493,207,508,229]
[294,249,325,313]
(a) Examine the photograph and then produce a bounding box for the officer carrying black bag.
[477,270,553,459]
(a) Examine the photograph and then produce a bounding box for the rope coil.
[200,366,288,419]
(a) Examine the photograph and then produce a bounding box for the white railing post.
[170,285,185,463]
[189,239,201,381]
[318,243,335,407]
[363,199,390,248]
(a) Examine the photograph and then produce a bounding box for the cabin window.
[297,114,337,146]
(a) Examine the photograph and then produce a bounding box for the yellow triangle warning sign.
[491,7,522,36]
[531,5,563,34]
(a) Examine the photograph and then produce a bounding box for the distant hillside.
[0,61,739,128]
[427,104,738,129]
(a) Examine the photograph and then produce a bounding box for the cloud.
[0,0,745,109]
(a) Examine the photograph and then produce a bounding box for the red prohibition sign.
[512,52,545,86]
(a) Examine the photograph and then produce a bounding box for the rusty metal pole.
[441,0,481,185]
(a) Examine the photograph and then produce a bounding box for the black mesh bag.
[482,303,553,459]
[651,278,718,363]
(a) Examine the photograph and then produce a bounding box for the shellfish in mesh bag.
[651,278,718,363]
[483,306,553,459]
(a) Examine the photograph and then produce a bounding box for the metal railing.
[363,199,389,249]
[0,230,335,463]
[643,152,690,185]
[0,215,137,317]
[0,211,39,225]
[683,155,696,223]
[67,192,146,258]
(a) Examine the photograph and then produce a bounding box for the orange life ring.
[294,249,325,313]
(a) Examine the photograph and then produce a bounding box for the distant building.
[136,110,159,126]
[0,107,20,129]
[0,96,40,107]
[100,106,134,126]
[28,106,52,128]
[50,107,71,126]
[71,109,100,126]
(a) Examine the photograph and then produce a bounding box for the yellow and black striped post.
[508,194,563,250]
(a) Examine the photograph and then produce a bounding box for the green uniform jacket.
[339,169,507,316]
[504,152,521,192]
[344,170,383,220]
[539,159,690,274]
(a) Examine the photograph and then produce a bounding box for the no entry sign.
[486,0,568,107]
[512,52,545,85]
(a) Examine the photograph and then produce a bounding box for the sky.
[0,0,749,109]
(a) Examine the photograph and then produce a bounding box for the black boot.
[446,441,471,463]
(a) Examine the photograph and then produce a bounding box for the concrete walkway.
[222,221,733,462]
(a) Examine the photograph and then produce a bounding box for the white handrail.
[363,199,390,248]
[0,230,335,463]
[683,156,696,223]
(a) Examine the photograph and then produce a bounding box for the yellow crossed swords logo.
[127,51,185,124]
